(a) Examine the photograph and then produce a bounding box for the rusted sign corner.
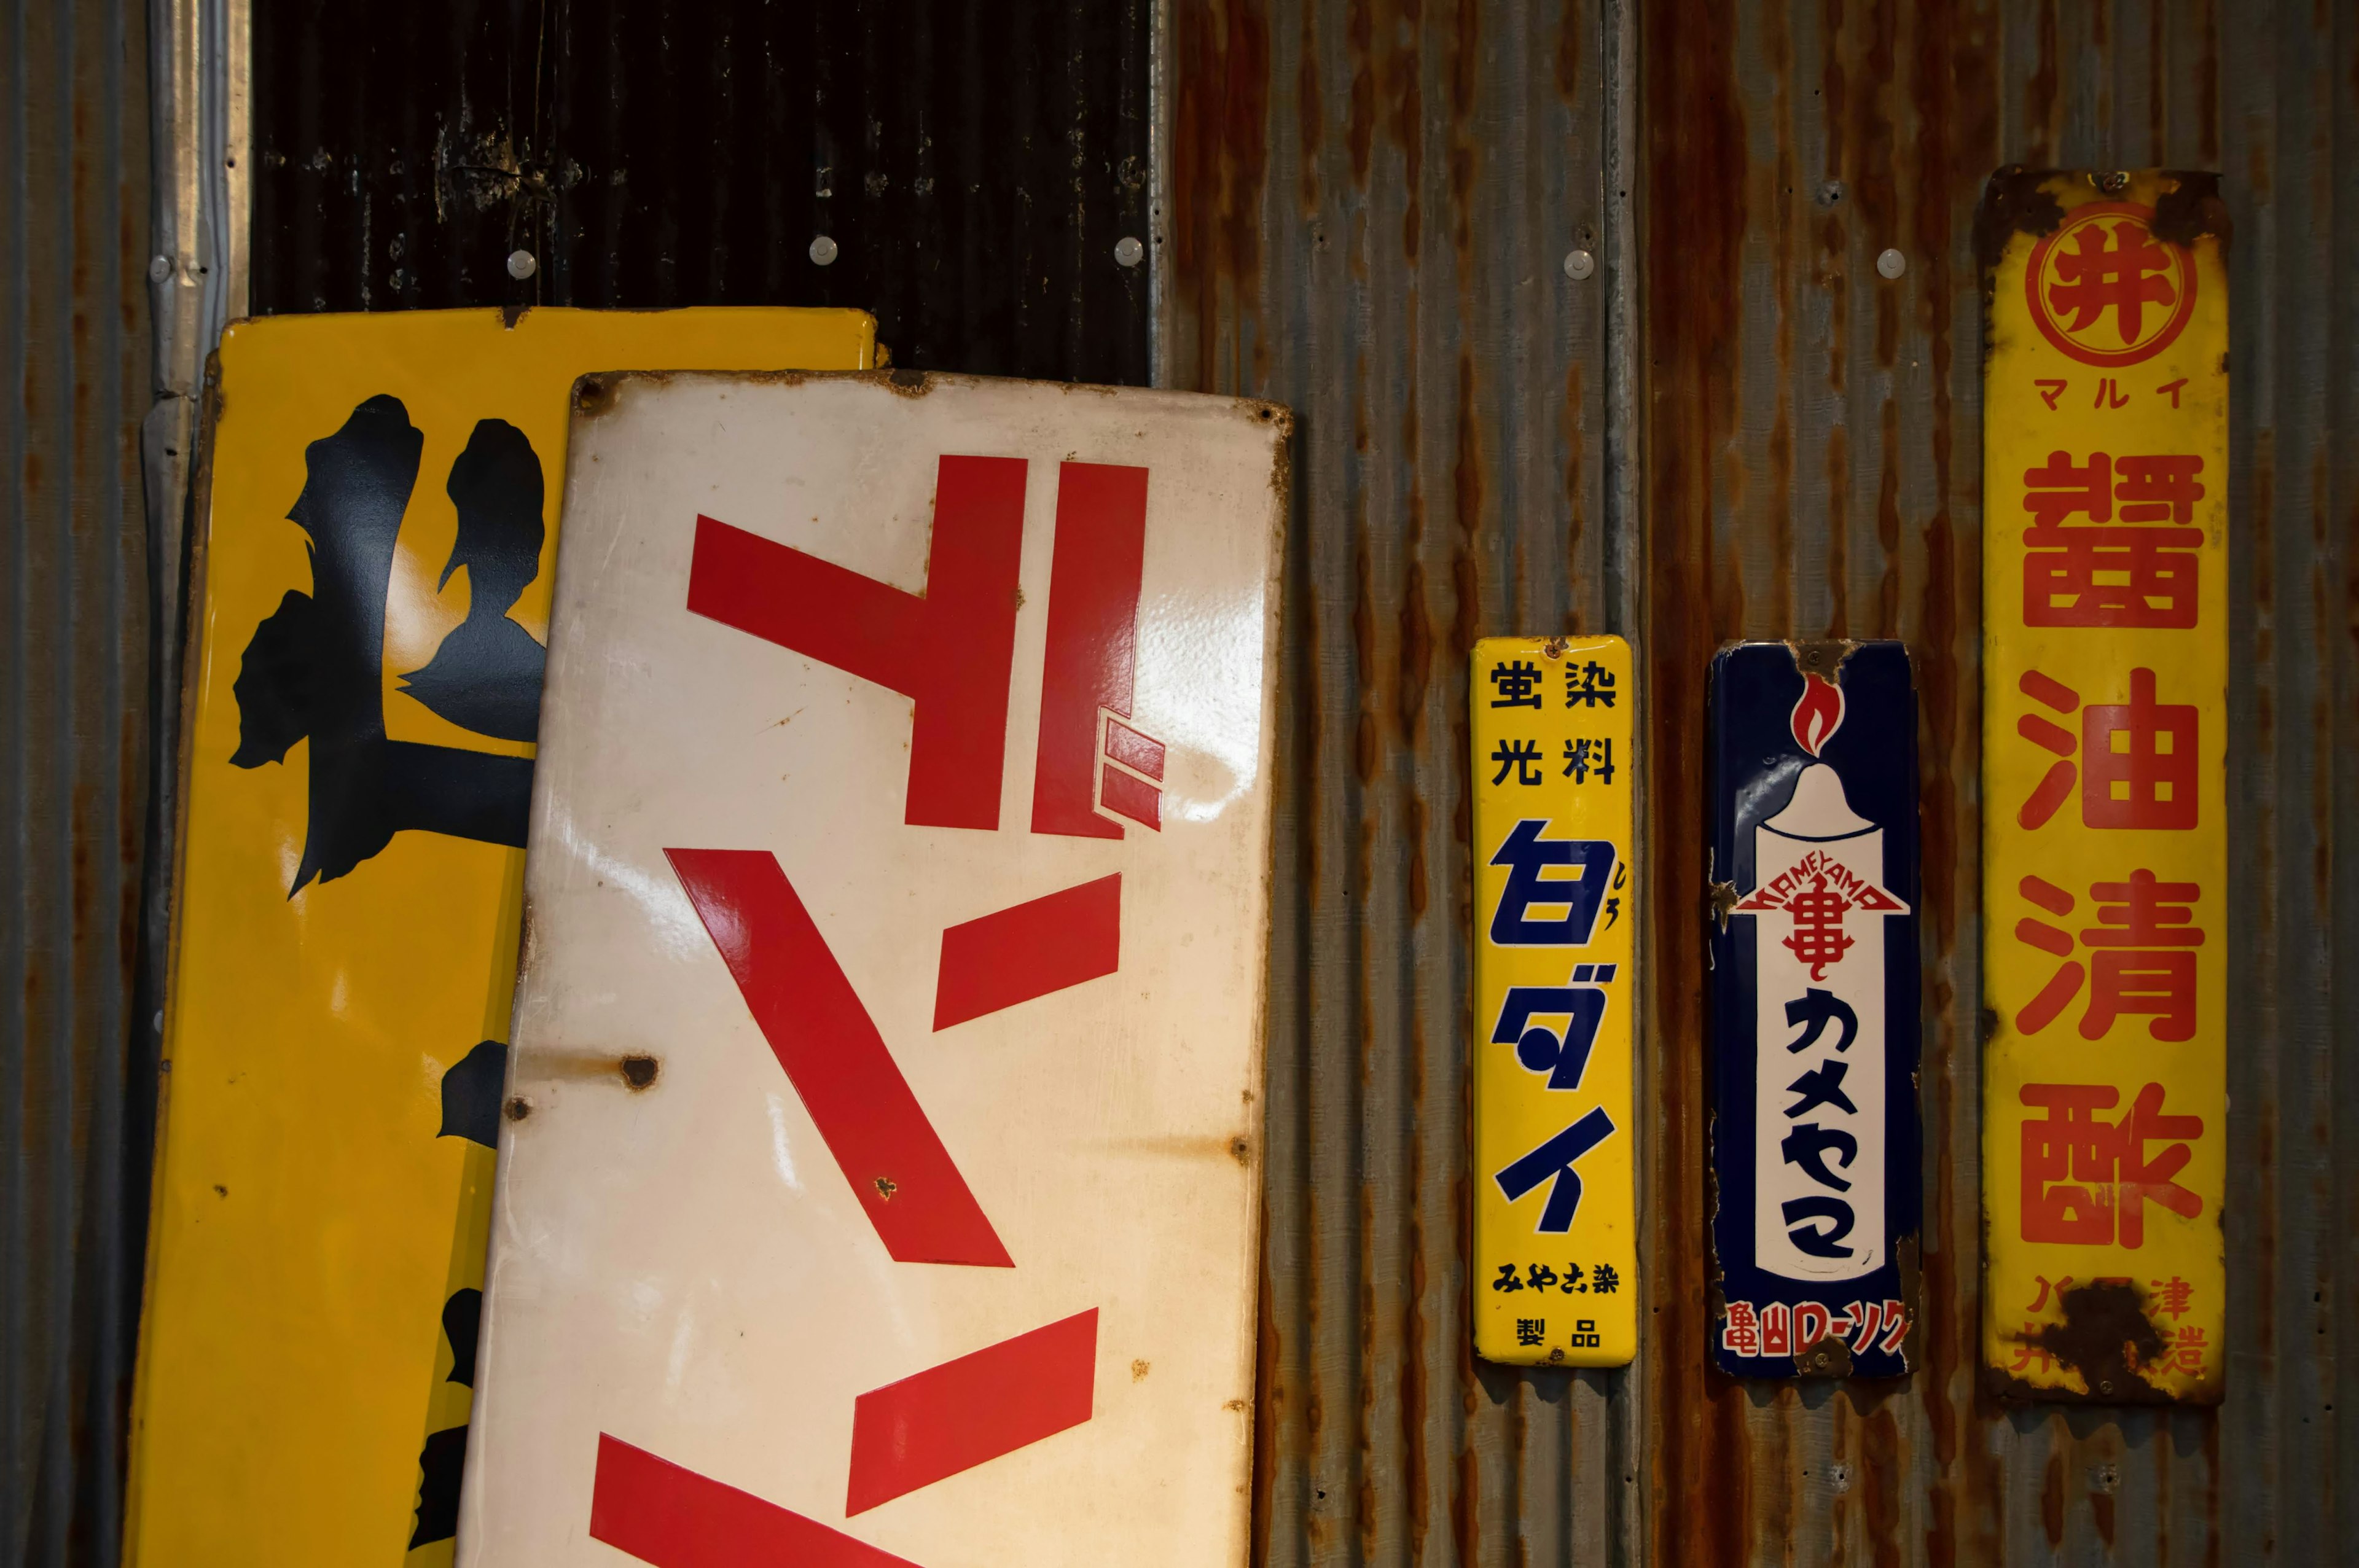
[1973,165,2068,276]
[2151,171,2232,250]
[1986,1278,2217,1406]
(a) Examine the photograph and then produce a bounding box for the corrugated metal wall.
[7,0,2351,1561]
[248,0,1154,384]
[1170,0,2358,1563]
[0,0,154,1562]
[1170,2,1638,1562]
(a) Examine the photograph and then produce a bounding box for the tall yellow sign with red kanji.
[1979,170,2228,1403]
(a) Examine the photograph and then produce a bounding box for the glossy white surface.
[456,372,1288,1566]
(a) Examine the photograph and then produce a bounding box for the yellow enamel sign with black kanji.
[125,308,874,1567]
[1471,636,1636,1366]
[1979,170,2228,1403]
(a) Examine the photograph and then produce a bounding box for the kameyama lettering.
[1708,643,1923,1378]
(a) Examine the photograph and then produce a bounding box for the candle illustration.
[1731,672,1909,1281]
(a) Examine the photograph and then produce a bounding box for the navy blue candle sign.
[1708,642,1922,1377]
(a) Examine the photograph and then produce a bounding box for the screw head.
[1563,248,1596,281]
[1876,247,1906,279]
[1114,235,1144,267]
[809,235,840,267]
[2098,170,2132,195]
[147,254,172,283]
[507,249,538,280]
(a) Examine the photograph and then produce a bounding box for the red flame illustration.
[1790,672,1845,756]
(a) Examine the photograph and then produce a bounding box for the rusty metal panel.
[0,0,154,1560]
[1175,0,2356,1562]
[1640,0,2344,1562]
[1170,1,1627,1562]
[246,0,1152,384]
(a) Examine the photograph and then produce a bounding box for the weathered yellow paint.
[1981,171,2227,1403]
[125,308,875,1564]
[1470,636,1637,1367]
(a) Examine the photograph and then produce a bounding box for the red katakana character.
[2149,1275,2195,1319]
[2166,1324,2208,1375]
[2008,1328,2056,1375]
[2114,454,2205,522]
[2047,221,2178,344]
[2026,1274,2076,1313]
[2083,668,2199,829]
[1721,1301,1761,1357]
[2022,451,2114,526]
[2020,1084,2121,1243]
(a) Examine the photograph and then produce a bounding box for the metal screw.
[507,249,538,280]
[809,235,840,267]
[1876,248,1906,279]
[1114,235,1144,267]
[147,254,172,283]
[1563,249,1595,281]
[2099,170,2131,195]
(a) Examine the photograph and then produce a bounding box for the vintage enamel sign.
[1708,642,1920,1377]
[125,309,874,1568]
[1469,636,1636,1366]
[1979,168,2229,1403]
[453,371,1288,1566]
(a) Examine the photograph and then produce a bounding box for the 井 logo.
[2025,203,2197,368]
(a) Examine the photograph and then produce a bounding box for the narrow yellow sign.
[1471,636,1636,1366]
[1979,169,2228,1403]
[126,308,874,1566]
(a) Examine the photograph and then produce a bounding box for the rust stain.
[2151,170,2232,248]
[619,1055,659,1090]
[1250,1197,1277,1568]
[1644,0,1751,1554]
[1171,0,1273,393]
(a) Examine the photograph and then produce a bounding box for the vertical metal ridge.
[1175,1,1614,1561]
[1,0,153,1560]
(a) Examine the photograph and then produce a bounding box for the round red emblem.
[2024,201,2197,367]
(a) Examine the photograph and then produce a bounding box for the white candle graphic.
[1732,674,1908,1282]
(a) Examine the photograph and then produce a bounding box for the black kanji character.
[1490,738,1546,786]
[1489,660,1544,709]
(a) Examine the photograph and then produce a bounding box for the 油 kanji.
[2013,870,2204,1041]
[2014,666,2198,831]
[2019,1080,2204,1247]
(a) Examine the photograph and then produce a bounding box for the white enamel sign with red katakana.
[1979,168,2228,1403]
[454,371,1288,1562]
